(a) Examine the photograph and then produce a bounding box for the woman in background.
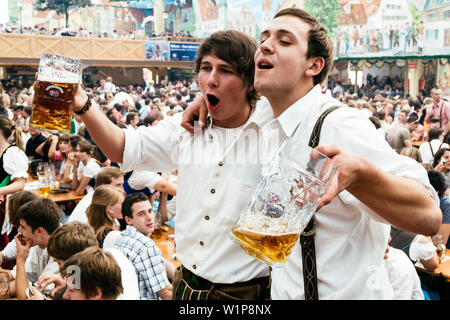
[86,184,125,248]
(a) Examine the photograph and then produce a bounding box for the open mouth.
[207,94,220,107]
[257,59,273,70]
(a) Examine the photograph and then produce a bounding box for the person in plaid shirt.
[115,193,172,300]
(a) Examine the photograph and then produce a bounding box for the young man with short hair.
[182,8,441,300]
[114,193,172,300]
[66,30,271,300]
[7,198,61,299]
[60,247,123,300]
[38,221,139,300]
[252,7,440,299]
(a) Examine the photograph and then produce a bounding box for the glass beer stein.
[230,137,338,266]
[30,52,83,133]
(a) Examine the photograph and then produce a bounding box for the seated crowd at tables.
[0,74,448,300]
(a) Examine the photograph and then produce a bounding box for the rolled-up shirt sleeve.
[321,107,439,224]
[120,114,182,174]
[3,147,29,181]
[128,170,162,192]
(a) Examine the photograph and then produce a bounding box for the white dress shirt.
[383,247,424,300]
[418,139,449,165]
[67,191,93,224]
[104,247,140,300]
[120,101,273,283]
[266,85,438,300]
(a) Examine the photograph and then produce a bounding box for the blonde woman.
[86,185,125,248]
[0,116,28,259]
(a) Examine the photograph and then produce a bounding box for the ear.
[91,287,103,300]
[35,226,46,236]
[305,57,325,79]
[124,216,132,225]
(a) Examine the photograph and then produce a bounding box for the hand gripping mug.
[30,52,83,133]
[230,137,338,266]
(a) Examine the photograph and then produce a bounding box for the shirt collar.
[276,84,323,137]
[125,225,141,237]
[206,98,273,130]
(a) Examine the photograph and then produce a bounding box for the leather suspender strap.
[300,105,341,300]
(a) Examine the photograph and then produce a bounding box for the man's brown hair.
[61,247,123,300]
[18,198,61,234]
[274,8,333,86]
[47,222,98,261]
[95,167,124,187]
[7,191,39,227]
[195,30,259,106]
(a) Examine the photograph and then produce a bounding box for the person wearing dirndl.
[0,116,28,269]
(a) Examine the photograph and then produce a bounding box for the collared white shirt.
[418,139,449,165]
[121,101,273,283]
[11,246,59,296]
[266,84,438,300]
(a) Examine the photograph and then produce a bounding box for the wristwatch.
[74,96,92,115]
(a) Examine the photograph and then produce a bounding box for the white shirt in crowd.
[68,191,93,224]
[127,170,162,193]
[263,85,438,300]
[77,158,101,193]
[11,246,59,296]
[104,247,140,300]
[383,247,424,300]
[418,139,449,165]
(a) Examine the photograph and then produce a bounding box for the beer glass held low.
[230,138,338,266]
[30,52,83,133]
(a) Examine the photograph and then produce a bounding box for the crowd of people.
[0,23,195,41]
[0,7,448,302]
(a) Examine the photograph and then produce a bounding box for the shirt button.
[193,265,197,270]
[218,161,223,166]
[205,215,210,221]
[199,241,204,246]
[210,189,215,194]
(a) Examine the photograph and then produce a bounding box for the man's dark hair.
[18,198,61,234]
[122,193,149,219]
[274,8,333,86]
[195,30,258,106]
[114,103,123,112]
[428,127,443,142]
[427,169,447,197]
[433,147,450,169]
[69,135,82,150]
[143,116,157,126]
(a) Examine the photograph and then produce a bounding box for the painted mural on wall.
[334,0,450,59]
[189,0,303,40]
[173,0,449,59]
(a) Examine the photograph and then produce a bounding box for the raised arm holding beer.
[52,30,272,300]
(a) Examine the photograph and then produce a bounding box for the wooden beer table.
[26,178,85,203]
[154,225,180,267]
[415,254,450,281]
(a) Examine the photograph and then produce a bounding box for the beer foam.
[37,74,80,84]
[235,214,299,237]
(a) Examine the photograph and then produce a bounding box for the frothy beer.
[31,80,78,133]
[231,215,299,265]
